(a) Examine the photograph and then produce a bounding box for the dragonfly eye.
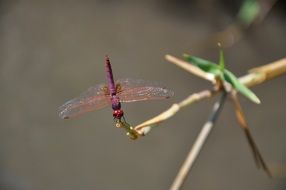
[113,109,124,119]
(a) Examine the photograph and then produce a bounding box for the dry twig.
[230,91,272,177]
[170,92,227,190]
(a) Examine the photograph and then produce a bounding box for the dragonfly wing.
[58,83,111,119]
[116,78,174,103]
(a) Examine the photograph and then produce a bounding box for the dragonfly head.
[113,109,124,119]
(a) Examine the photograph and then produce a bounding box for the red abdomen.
[113,109,124,119]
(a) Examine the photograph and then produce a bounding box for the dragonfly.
[58,56,174,124]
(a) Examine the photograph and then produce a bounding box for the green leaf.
[223,69,261,104]
[219,48,225,72]
[237,0,260,26]
[183,54,222,76]
[184,52,260,104]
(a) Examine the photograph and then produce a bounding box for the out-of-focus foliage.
[237,0,260,25]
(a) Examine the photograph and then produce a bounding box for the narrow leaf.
[183,54,222,76]
[219,47,225,72]
[224,69,261,104]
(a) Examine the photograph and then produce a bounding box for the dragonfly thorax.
[111,95,121,110]
[111,95,123,119]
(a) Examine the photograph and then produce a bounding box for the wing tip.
[58,106,70,119]
[163,88,174,99]
[58,111,69,119]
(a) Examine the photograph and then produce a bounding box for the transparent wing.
[116,78,174,103]
[58,83,111,119]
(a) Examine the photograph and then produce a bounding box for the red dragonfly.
[58,56,174,121]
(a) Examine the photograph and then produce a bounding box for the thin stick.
[230,91,272,177]
[134,90,214,133]
[170,92,227,190]
[165,55,216,83]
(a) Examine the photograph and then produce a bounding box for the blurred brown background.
[0,0,285,190]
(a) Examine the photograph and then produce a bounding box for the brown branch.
[230,91,272,177]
